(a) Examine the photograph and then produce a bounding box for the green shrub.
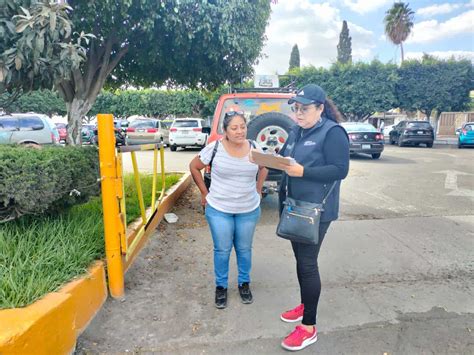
[0,173,182,308]
[0,146,99,222]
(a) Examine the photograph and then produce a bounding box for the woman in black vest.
[277,84,350,351]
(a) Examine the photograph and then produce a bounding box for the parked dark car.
[457,122,474,148]
[389,120,434,148]
[341,122,384,159]
[81,124,97,145]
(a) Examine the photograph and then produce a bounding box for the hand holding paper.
[250,149,296,170]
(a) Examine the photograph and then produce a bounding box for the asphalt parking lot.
[77,145,474,354]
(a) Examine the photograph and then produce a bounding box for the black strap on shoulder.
[209,140,219,167]
[248,139,257,149]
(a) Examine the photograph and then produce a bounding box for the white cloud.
[407,10,474,44]
[417,3,463,18]
[342,0,392,14]
[254,0,375,74]
[405,50,474,62]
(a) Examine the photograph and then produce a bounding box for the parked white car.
[383,124,396,138]
[169,118,209,151]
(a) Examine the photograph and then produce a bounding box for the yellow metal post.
[98,114,125,298]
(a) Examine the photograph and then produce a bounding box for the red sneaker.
[280,304,304,323]
[281,325,318,351]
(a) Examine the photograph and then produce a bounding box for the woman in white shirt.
[189,111,268,309]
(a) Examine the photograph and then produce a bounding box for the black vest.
[279,117,343,222]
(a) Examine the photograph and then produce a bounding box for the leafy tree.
[292,61,398,121]
[289,44,300,71]
[0,1,89,109]
[337,21,352,64]
[43,0,270,144]
[1,89,66,116]
[396,55,473,131]
[384,2,414,63]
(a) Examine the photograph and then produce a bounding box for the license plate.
[181,130,188,134]
[417,131,424,134]
[137,129,146,132]
[362,144,371,149]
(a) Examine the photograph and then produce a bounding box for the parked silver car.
[0,113,60,145]
[126,119,170,145]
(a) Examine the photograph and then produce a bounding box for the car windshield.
[55,123,67,129]
[407,122,431,128]
[342,124,377,132]
[173,120,199,128]
[219,98,293,134]
[130,120,155,128]
[464,124,473,131]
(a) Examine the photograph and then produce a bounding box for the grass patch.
[0,173,182,309]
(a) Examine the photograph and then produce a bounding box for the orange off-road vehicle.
[207,88,297,196]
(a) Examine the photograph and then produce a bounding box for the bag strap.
[321,181,338,205]
[248,139,256,149]
[208,140,220,168]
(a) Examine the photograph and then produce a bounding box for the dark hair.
[321,98,343,123]
[223,112,246,131]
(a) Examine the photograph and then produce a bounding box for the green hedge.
[0,146,100,222]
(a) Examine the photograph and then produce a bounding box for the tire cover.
[246,112,295,152]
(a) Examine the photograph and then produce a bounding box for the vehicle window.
[219,98,293,134]
[407,122,431,128]
[55,123,67,129]
[161,121,172,129]
[464,124,473,131]
[130,120,156,128]
[19,116,44,130]
[173,120,199,128]
[341,124,377,132]
[0,117,18,131]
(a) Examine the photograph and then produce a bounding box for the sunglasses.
[291,105,314,114]
[224,110,244,117]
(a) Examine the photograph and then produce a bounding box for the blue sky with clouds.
[254,0,474,74]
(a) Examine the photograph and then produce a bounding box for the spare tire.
[246,112,295,153]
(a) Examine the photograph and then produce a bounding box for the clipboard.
[251,149,295,170]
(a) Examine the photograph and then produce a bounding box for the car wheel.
[426,142,433,148]
[397,136,404,147]
[246,112,295,153]
[371,153,381,159]
[170,145,177,152]
[458,141,462,149]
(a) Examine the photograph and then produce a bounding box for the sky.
[254,0,474,75]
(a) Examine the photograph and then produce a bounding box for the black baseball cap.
[288,84,326,105]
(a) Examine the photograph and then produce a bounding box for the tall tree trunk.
[56,36,128,145]
[66,98,93,145]
[400,42,404,63]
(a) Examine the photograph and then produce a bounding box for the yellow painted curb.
[0,171,191,354]
[124,171,192,271]
[0,261,106,355]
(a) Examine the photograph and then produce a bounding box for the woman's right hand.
[201,192,208,207]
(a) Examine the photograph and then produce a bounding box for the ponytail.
[322,98,344,123]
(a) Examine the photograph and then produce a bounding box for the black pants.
[291,221,331,326]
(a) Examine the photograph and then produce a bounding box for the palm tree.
[384,2,414,63]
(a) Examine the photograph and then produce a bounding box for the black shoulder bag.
[203,140,219,190]
[276,131,337,245]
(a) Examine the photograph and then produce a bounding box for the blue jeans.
[205,204,261,288]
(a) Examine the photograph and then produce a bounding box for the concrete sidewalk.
[76,187,474,354]
[434,136,458,146]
